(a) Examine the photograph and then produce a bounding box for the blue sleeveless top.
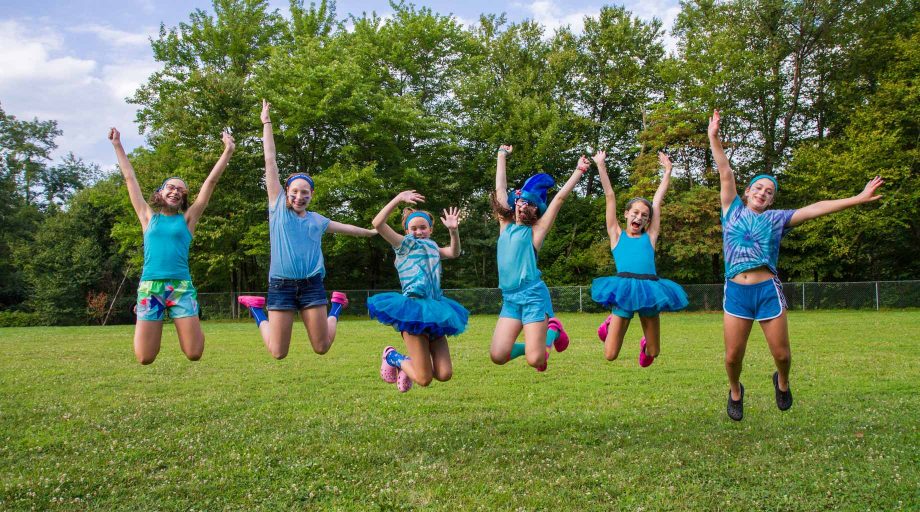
[142,213,192,281]
[394,235,443,300]
[613,232,657,275]
[497,224,541,292]
[269,191,331,280]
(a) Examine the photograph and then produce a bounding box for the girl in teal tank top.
[488,145,589,373]
[590,151,688,368]
[109,126,235,365]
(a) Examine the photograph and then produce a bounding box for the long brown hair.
[490,193,538,226]
[149,189,189,213]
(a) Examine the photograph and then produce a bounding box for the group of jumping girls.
[110,103,884,421]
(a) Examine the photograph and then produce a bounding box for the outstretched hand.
[708,109,720,139]
[592,150,606,168]
[856,176,884,203]
[108,127,121,145]
[222,131,236,152]
[576,155,591,173]
[658,151,672,173]
[261,99,272,124]
[498,144,513,156]
[440,207,460,230]
[397,190,425,205]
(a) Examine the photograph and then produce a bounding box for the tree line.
[1,0,917,325]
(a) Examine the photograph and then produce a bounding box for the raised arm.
[261,100,282,205]
[647,151,673,245]
[708,110,737,213]
[372,190,424,246]
[494,145,512,221]
[326,221,377,237]
[185,131,235,234]
[438,207,461,259]
[109,127,153,229]
[533,155,589,249]
[788,176,884,227]
[593,150,620,245]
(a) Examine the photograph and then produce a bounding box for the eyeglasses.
[516,198,536,207]
[162,184,187,193]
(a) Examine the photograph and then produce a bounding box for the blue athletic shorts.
[266,275,328,311]
[723,277,787,321]
[499,280,554,325]
[612,306,660,320]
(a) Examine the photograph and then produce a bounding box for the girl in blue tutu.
[371,190,469,393]
[489,145,585,372]
[592,150,688,367]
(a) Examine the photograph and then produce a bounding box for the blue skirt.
[368,292,469,338]
[591,276,688,313]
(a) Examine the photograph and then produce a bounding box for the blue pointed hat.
[508,173,555,215]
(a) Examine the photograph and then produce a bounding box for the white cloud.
[0,19,157,170]
[522,0,598,34]
[70,23,153,46]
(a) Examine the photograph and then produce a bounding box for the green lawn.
[1,311,918,510]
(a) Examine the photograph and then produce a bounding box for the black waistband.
[616,272,659,281]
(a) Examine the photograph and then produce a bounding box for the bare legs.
[603,314,661,360]
[133,316,204,365]
[724,310,792,400]
[256,306,339,359]
[398,333,453,386]
[490,317,548,369]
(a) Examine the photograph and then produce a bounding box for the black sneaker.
[727,383,744,421]
[773,372,793,411]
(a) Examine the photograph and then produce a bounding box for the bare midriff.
[730,266,775,285]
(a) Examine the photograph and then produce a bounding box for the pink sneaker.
[397,369,413,392]
[536,348,550,372]
[380,346,398,383]
[547,317,569,352]
[331,291,349,308]
[597,314,613,342]
[638,337,655,368]
[238,295,266,308]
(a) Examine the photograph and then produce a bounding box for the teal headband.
[404,211,432,230]
[747,174,778,192]
[158,176,186,191]
[285,173,315,190]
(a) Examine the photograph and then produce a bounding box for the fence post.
[801,283,805,311]
[579,287,583,313]
[875,281,879,311]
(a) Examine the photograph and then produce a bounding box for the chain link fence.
[197,280,920,320]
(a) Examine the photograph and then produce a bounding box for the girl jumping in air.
[371,191,469,393]
[237,100,376,359]
[709,110,884,421]
[489,145,584,372]
[109,126,235,364]
[591,150,689,366]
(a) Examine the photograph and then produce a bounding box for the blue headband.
[158,176,186,191]
[404,211,432,230]
[747,174,778,192]
[285,173,315,190]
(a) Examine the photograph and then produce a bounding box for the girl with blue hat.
[371,191,469,393]
[488,145,588,372]
[592,150,689,368]
[237,100,376,360]
[108,126,235,364]
[709,110,885,421]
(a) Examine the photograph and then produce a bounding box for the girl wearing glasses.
[108,126,235,364]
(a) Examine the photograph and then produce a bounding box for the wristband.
[497,148,510,156]
[263,121,272,125]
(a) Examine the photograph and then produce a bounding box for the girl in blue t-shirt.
[237,100,376,360]
[591,150,688,368]
[371,191,469,393]
[109,126,235,364]
[489,145,587,372]
[709,110,884,421]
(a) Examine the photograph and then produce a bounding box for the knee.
[416,375,433,387]
[136,355,156,365]
[270,348,289,360]
[725,350,744,366]
[773,351,791,366]
[605,351,619,362]
[525,352,545,368]
[185,352,202,362]
[434,369,453,382]
[490,351,509,365]
[313,345,330,356]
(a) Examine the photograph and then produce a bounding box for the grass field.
[1,311,918,510]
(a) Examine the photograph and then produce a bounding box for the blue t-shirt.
[269,191,331,280]
[721,196,796,279]
[612,232,657,275]
[497,223,541,291]
[141,213,192,281]
[393,235,443,300]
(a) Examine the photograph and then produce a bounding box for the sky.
[0,0,681,171]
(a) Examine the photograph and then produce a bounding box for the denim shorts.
[137,280,199,321]
[266,275,328,311]
[723,277,788,321]
[499,279,554,325]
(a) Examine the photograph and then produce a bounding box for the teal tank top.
[612,232,657,275]
[142,213,192,281]
[497,224,541,291]
[394,235,443,299]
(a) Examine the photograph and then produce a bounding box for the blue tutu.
[591,275,688,313]
[368,292,469,338]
